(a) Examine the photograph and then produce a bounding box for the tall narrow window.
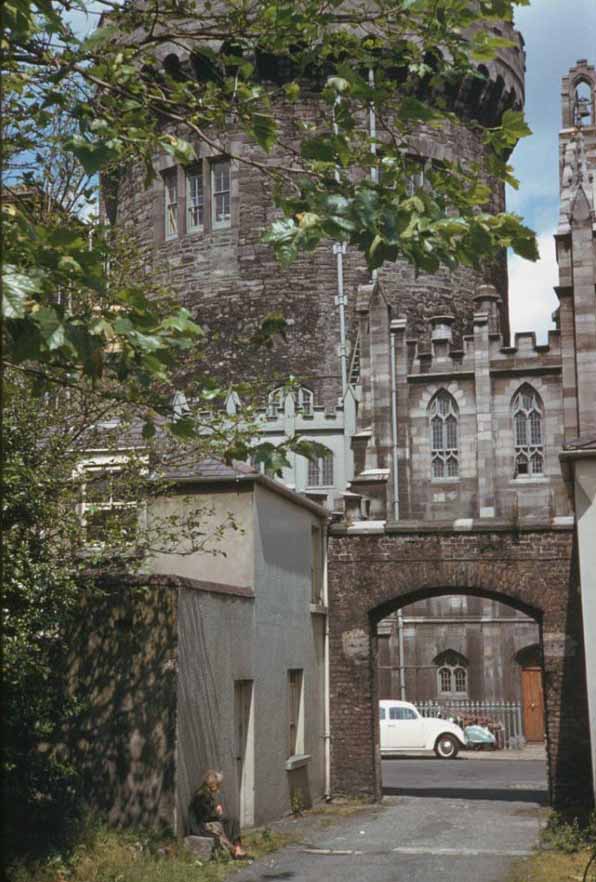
[163,169,178,239]
[211,159,231,228]
[288,669,304,757]
[307,453,334,488]
[311,525,323,605]
[429,390,459,478]
[512,385,544,477]
[186,166,204,232]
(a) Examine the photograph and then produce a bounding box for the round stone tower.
[110,14,526,408]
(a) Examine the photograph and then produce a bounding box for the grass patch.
[7,824,296,882]
[508,809,596,882]
[308,797,372,818]
[508,849,595,882]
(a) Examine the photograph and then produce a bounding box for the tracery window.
[434,650,469,697]
[429,390,459,479]
[512,385,544,477]
[267,385,314,417]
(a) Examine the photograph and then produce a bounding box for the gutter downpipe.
[333,96,348,398]
[390,325,400,521]
[397,609,406,700]
[323,523,332,800]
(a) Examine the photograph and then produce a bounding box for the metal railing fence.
[416,699,525,749]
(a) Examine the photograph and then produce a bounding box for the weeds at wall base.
[5,821,295,882]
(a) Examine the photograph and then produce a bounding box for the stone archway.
[327,525,593,808]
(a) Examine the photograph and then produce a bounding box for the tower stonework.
[112,20,525,408]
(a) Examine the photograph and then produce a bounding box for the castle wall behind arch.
[327,525,593,808]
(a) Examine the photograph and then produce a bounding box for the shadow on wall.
[553,535,594,810]
[65,579,178,830]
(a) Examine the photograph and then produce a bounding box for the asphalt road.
[235,758,548,882]
[382,756,548,803]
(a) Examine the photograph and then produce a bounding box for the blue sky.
[507,0,596,342]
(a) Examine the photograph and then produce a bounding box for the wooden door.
[521,667,545,742]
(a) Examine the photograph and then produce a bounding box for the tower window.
[211,159,231,229]
[512,385,544,478]
[163,169,178,239]
[574,80,594,127]
[186,166,204,232]
[429,390,459,479]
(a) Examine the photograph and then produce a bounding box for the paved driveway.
[235,757,548,882]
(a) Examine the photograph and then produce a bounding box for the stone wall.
[66,578,178,829]
[110,23,525,408]
[327,525,593,809]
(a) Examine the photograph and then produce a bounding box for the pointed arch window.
[434,649,469,697]
[267,385,314,418]
[429,391,459,479]
[574,80,594,127]
[512,385,544,477]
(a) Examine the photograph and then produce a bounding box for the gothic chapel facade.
[109,26,596,810]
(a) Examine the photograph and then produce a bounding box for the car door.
[388,705,426,748]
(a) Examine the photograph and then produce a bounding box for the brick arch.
[328,528,593,809]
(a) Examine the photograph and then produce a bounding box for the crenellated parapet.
[349,280,569,525]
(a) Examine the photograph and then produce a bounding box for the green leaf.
[2,267,37,318]
[251,113,278,153]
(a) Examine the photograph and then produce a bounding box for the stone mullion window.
[430,390,459,479]
[512,385,544,477]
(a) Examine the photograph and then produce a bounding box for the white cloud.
[508,231,559,345]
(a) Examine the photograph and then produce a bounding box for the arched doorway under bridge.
[327,525,593,809]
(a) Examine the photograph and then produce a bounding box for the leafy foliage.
[4,0,537,399]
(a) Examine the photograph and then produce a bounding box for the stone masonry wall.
[113,105,512,409]
[327,526,593,809]
[66,579,178,829]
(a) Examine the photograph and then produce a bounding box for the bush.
[541,810,596,854]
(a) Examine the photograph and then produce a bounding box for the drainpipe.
[323,523,332,800]
[333,96,349,398]
[390,326,400,521]
[397,609,406,700]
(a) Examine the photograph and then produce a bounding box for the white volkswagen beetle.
[380,700,466,759]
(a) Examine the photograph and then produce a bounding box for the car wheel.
[434,734,458,759]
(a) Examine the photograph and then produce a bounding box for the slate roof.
[563,436,596,451]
